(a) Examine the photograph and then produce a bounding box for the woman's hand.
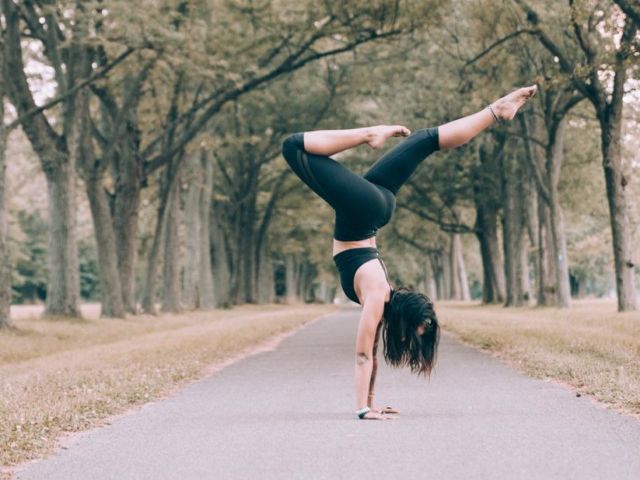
[370,405,400,415]
[360,410,398,420]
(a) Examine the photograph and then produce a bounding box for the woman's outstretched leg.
[362,85,537,194]
[303,125,411,156]
[438,85,537,149]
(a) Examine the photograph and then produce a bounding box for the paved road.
[16,307,640,480]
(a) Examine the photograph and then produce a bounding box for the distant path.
[15,308,640,480]
[10,303,101,320]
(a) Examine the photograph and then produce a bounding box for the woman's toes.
[493,85,537,121]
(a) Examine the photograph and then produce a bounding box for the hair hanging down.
[382,287,440,377]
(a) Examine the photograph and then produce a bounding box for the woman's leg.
[363,85,537,193]
[438,85,537,149]
[303,125,410,157]
[281,133,386,216]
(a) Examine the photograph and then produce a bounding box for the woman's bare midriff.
[332,237,377,256]
[333,236,391,304]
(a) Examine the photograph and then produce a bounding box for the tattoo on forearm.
[357,352,370,365]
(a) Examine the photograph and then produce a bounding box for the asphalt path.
[16,307,640,480]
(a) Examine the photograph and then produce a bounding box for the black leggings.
[281,127,439,241]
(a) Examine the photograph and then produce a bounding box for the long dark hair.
[382,287,440,377]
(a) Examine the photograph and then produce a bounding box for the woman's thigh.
[282,133,386,217]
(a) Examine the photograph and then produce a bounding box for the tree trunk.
[520,241,532,304]
[257,246,275,303]
[475,207,505,303]
[424,257,438,300]
[43,163,81,316]
[141,167,175,314]
[601,118,637,311]
[473,142,505,303]
[182,155,200,310]
[453,234,471,301]
[431,250,447,300]
[113,150,142,314]
[0,77,13,329]
[536,197,551,305]
[285,255,299,303]
[211,201,230,307]
[502,153,525,307]
[546,119,572,308]
[84,178,126,317]
[161,178,182,313]
[448,235,459,300]
[197,151,215,309]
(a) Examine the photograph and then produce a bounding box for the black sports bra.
[333,247,392,304]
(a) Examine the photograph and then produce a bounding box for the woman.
[281,85,537,420]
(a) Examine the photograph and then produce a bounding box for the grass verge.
[0,304,334,469]
[437,299,640,417]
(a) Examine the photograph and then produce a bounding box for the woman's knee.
[281,132,305,164]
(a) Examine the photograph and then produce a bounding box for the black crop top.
[333,247,392,304]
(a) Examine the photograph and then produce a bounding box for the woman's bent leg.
[363,127,440,194]
[281,133,384,214]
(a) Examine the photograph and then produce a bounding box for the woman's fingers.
[380,406,400,414]
[371,404,400,415]
[361,410,397,420]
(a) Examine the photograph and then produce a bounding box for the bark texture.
[161,178,182,313]
[473,142,506,303]
[0,60,12,329]
[501,152,528,307]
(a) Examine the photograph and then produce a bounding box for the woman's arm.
[367,322,382,407]
[354,293,386,417]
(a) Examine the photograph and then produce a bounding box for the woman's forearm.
[355,351,374,409]
[367,323,382,407]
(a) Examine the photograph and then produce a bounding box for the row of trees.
[0,0,442,328]
[0,0,638,330]
[375,0,639,311]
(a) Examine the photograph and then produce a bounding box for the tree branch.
[144,27,404,173]
[7,47,135,131]
[613,0,640,28]
[464,29,538,66]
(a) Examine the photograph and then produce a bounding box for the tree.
[515,0,638,310]
[0,26,11,329]
[1,0,133,317]
[519,81,585,308]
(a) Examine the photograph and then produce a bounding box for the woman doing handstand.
[281,85,537,420]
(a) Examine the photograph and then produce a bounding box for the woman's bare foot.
[366,125,411,149]
[491,85,537,121]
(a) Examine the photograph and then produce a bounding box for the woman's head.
[382,287,440,377]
